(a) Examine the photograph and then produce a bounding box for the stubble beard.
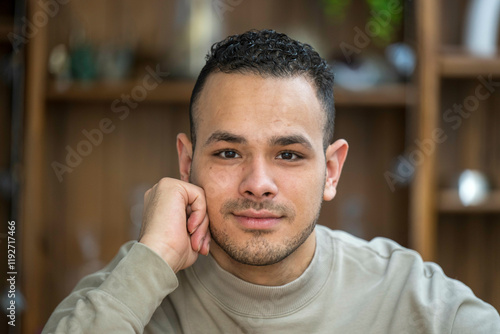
[209,215,318,266]
[210,197,322,266]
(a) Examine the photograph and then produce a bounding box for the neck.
[209,231,317,286]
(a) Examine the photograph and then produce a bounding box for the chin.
[209,219,316,266]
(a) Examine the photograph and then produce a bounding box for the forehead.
[196,72,325,146]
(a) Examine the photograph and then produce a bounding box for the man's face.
[183,72,338,266]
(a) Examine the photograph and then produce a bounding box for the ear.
[177,133,193,182]
[323,139,349,201]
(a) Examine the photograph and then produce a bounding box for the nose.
[238,156,278,200]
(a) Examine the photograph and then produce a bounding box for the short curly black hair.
[189,29,335,150]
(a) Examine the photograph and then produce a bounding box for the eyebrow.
[204,131,313,150]
[268,135,313,149]
[204,131,247,147]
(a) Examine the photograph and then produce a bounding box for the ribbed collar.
[186,225,335,317]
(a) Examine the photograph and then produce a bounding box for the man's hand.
[138,177,211,273]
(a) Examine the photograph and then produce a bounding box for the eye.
[277,152,301,160]
[216,150,241,159]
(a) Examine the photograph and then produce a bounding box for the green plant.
[322,0,403,46]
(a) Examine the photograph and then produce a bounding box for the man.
[43,29,499,333]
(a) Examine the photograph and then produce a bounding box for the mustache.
[220,198,295,218]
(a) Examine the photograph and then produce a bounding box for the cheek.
[195,166,237,220]
[201,166,235,196]
[278,168,325,211]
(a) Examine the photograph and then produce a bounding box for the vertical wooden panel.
[44,105,69,320]
[410,0,440,260]
[437,215,458,278]
[462,217,487,297]
[22,0,49,332]
[439,0,470,45]
[438,214,500,310]
[490,217,500,310]
[320,107,407,246]
[436,78,500,309]
[486,93,500,187]
[62,106,107,293]
[42,101,193,324]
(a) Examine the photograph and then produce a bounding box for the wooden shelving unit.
[46,79,412,107]
[439,190,500,213]
[334,84,412,107]
[410,0,440,262]
[411,0,500,312]
[46,79,195,103]
[439,48,500,77]
[23,0,413,329]
[20,0,500,331]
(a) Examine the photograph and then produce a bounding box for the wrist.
[139,237,183,273]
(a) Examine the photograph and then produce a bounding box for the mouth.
[232,210,283,230]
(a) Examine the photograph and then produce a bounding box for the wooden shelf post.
[410,0,440,261]
[21,0,49,332]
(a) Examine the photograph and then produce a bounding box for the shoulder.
[316,224,465,288]
[316,224,427,275]
[315,225,500,332]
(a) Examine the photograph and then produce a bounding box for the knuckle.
[157,177,171,188]
[194,184,206,197]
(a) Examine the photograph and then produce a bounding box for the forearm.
[47,289,144,334]
[42,242,178,333]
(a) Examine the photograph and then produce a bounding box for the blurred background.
[0,0,499,332]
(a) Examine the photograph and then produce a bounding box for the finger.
[190,213,209,252]
[185,187,207,234]
[185,185,206,218]
[187,209,204,234]
[200,231,211,256]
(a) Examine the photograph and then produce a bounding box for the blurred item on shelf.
[167,0,222,78]
[463,0,500,57]
[332,53,399,90]
[385,43,416,80]
[458,169,490,206]
[322,0,404,47]
[69,29,97,82]
[96,44,134,82]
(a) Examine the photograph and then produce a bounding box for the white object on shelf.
[458,169,489,206]
[464,0,500,57]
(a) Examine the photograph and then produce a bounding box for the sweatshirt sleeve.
[42,241,179,334]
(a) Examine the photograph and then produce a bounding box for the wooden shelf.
[438,189,500,213]
[46,80,195,103]
[439,48,500,78]
[47,80,411,107]
[335,84,412,107]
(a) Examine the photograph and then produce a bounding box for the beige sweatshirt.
[42,225,500,333]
